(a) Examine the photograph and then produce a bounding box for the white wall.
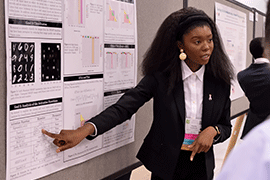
[236,0,268,13]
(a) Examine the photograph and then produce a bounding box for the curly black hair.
[141,7,234,93]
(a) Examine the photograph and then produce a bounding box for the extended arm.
[42,75,157,152]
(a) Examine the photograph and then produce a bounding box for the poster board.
[0,0,185,180]
[215,2,247,100]
[5,0,137,180]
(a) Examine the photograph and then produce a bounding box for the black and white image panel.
[41,43,61,82]
[11,42,35,84]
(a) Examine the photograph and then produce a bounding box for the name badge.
[181,118,201,151]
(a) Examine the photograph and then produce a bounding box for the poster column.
[215,2,246,100]
[5,0,64,180]
[5,0,137,180]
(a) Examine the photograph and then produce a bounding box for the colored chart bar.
[78,0,83,24]
[92,37,95,64]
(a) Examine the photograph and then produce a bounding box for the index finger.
[189,142,199,161]
[190,150,196,161]
[42,129,59,139]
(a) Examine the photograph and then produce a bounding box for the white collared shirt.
[181,60,205,120]
[254,57,270,64]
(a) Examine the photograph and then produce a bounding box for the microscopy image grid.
[41,43,61,82]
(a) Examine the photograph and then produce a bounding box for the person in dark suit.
[237,37,270,139]
[215,3,270,179]
[42,7,234,180]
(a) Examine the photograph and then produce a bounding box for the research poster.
[5,0,137,180]
[215,2,246,100]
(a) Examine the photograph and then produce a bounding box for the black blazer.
[87,71,231,180]
[237,63,270,138]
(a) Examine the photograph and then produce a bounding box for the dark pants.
[151,150,212,180]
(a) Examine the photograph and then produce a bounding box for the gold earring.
[179,49,187,60]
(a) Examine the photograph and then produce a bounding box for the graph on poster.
[105,52,118,70]
[105,0,135,43]
[106,1,119,28]
[105,51,133,70]
[121,4,134,30]
[66,0,85,26]
[120,52,133,69]
[82,36,100,67]
[109,6,117,22]
[123,11,131,24]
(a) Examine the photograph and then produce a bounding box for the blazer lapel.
[202,72,216,129]
[173,80,185,124]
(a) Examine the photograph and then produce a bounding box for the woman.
[42,7,234,180]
